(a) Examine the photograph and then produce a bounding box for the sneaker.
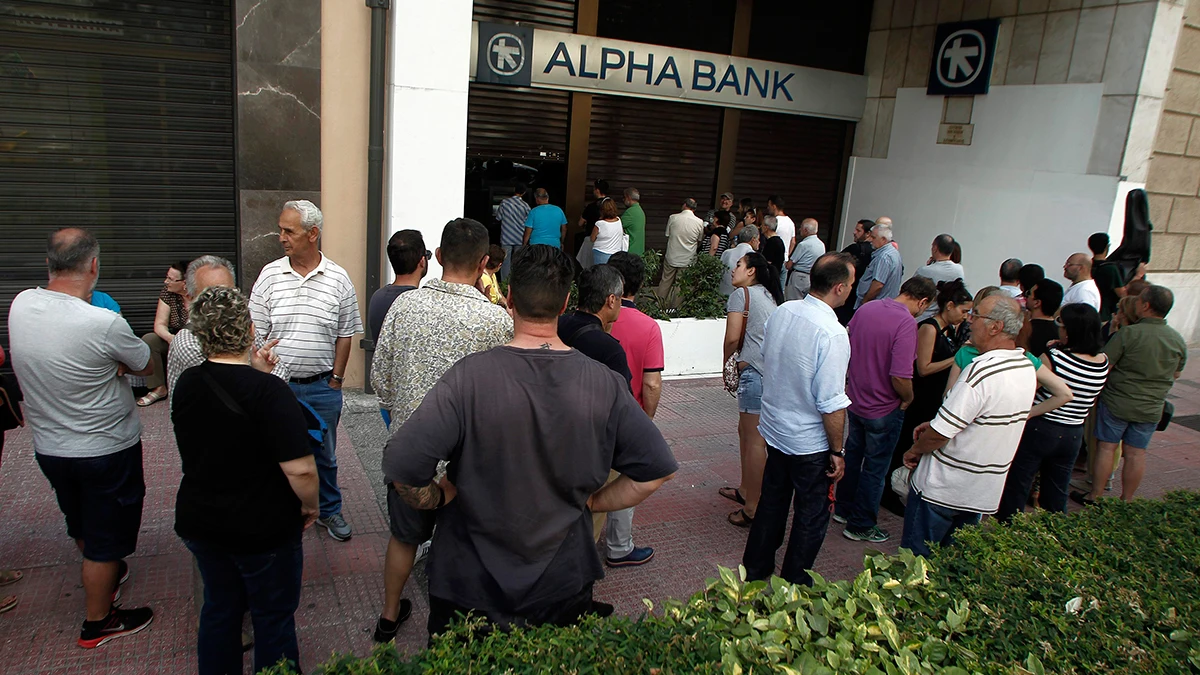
[831,513,848,524]
[317,514,352,542]
[843,526,890,543]
[415,539,431,562]
[78,606,154,649]
[606,547,654,568]
[372,599,412,643]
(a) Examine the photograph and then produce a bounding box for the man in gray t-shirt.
[7,228,156,647]
[912,234,964,321]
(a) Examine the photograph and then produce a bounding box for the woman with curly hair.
[170,286,317,675]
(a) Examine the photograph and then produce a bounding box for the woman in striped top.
[997,304,1110,521]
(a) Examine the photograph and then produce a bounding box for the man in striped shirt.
[249,200,364,542]
[497,184,531,281]
[900,294,1036,557]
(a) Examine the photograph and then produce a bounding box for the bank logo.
[487,33,525,76]
[927,19,999,97]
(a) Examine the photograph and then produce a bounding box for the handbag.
[0,372,24,432]
[723,287,750,395]
[1158,400,1174,432]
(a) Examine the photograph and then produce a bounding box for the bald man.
[1061,253,1100,310]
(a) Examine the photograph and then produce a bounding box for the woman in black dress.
[881,279,972,515]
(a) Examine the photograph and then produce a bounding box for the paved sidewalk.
[1,355,1199,674]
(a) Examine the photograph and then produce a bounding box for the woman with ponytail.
[718,252,784,528]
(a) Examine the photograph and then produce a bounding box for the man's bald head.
[800,218,819,236]
[1064,253,1092,282]
[876,216,893,227]
[47,227,99,276]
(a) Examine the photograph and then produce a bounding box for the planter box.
[657,317,725,378]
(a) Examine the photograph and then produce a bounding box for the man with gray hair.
[720,225,760,296]
[8,227,156,647]
[249,199,363,542]
[998,257,1024,301]
[785,218,825,301]
[166,255,287,398]
[900,294,1036,556]
[621,187,646,255]
[855,222,903,308]
[657,198,705,309]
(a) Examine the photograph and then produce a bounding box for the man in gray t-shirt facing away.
[383,245,678,636]
[7,228,156,648]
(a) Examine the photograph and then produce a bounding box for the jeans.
[593,249,613,266]
[185,537,303,675]
[835,407,906,532]
[501,244,521,281]
[290,378,343,518]
[996,416,1084,522]
[900,490,981,558]
[742,448,832,586]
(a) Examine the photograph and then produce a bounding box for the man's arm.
[821,409,846,480]
[329,336,352,389]
[384,375,463,507]
[280,455,319,529]
[588,473,674,513]
[861,280,885,304]
[641,372,662,419]
[523,227,533,246]
[904,423,951,467]
[891,376,914,410]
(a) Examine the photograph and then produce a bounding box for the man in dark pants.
[742,253,856,585]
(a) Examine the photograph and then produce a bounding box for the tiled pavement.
[1,353,1199,674]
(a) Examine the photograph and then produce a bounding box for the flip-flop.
[0,570,21,587]
[0,595,16,614]
[136,391,166,407]
[718,487,745,505]
[728,509,754,528]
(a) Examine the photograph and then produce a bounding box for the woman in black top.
[171,287,317,675]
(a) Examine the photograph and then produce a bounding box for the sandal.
[728,509,754,528]
[0,570,21,587]
[136,390,166,407]
[0,595,16,614]
[718,487,745,505]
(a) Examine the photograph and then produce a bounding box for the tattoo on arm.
[393,482,443,510]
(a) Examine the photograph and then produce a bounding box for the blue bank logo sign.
[471,22,867,121]
[926,19,1000,97]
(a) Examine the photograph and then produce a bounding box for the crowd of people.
[0,190,1189,674]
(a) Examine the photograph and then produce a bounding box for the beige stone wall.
[1146,0,1200,272]
[858,0,1184,182]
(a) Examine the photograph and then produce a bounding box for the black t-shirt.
[1027,318,1059,359]
[369,284,418,340]
[763,235,785,272]
[581,199,602,230]
[1092,261,1123,321]
[382,347,678,614]
[557,311,632,385]
[171,362,312,553]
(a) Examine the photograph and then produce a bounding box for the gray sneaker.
[843,526,890,543]
[831,513,848,524]
[317,514,352,541]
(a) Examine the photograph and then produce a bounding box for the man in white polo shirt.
[249,200,363,542]
[900,294,1036,557]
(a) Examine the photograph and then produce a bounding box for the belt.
[289,370,332,385]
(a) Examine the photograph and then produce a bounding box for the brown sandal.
[718,487,745,505]
[728,509,755,528]
[0,595,16,614]
[0,570,21,587]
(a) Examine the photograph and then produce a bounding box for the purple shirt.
[846,298,917,419]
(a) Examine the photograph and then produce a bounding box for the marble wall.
[235,0,322,288]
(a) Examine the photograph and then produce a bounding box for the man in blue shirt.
[497,184,532,280]
[522,188,568,249]
[855,222,903,308]
[743,252,855,586]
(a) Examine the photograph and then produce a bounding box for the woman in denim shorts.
[718,252,785,528]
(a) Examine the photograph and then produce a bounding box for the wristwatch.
[828,449,846,458]
[330,373,345,384]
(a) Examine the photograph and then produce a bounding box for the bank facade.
[1,0,1198,386]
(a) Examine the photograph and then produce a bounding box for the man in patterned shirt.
[497,184,531,281]
[370,217,513,643]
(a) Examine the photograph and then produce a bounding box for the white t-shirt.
[912,348,1037,513]
[774,216,796,255]
[1062,278,1101,310]
[913,260,965,321]
[593,218,625,254]
[8,288,150,458]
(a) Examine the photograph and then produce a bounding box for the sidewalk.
[1,353,1198,674]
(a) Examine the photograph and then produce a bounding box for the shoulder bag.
[723,287,750,396]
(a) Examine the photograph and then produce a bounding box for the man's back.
[368,284,417,340]
[558,311,632,384]
[664,211,704,267]
[382,347,676,612]
[857,245,903,307]
[622,203,646,255]
[526,204,568,247]
[846,298,916,418]
[913,260,964,320]
[8,288,149,458]
[1102,319,1187,423]
[499,195,532,246]
[371,278,513,421]
[610,303,664,406]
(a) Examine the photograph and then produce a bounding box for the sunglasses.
[424,250,432,260]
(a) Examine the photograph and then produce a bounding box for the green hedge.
[263,492,1200,674]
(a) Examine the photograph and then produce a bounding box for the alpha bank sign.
[471,22,867,121]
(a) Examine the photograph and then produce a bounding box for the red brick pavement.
[1,363,1198,673]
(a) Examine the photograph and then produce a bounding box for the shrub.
[677,253,727,320]
[262,493,1200,675]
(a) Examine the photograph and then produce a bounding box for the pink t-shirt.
[846,297,917,419]
[610,301,665,408]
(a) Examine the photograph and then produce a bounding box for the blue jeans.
[290,378,342,518]
[185,537,303,675]
[593,249,614,265]
[501,244,521,281]
[835,407,906,532]
[900,490,981,558]
[742,448,832,586]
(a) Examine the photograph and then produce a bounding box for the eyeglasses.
[967,310,1002,323]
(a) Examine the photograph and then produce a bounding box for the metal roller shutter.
[472,0,575,32]
[731,111,853,246]
[587,95,722,252]
[0,0,236,348]
[466,83,570,162]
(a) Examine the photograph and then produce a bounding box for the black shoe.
[373,599,412,643]
[1070,491,1096,507]
[589,601,614,618]
[78,606,154,649]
